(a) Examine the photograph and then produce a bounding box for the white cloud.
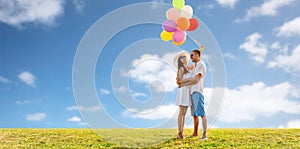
[162,52,181,67]
[276,16,300,37]
[132,92,147,98]
[72,0,85,11]
[198,4,216,11]
[67,116,81,122]
[271,41,281,50]
[129,54,177,92]
[151,0,164,9]
[67,106,79,111]
[18,71,36,87]
[270,42,288,56]
[239,33,268,63]
[223,52,236,59]
[115,85,127,93]
[0,0,65,27]
[66,105,101,112]
[216,0,239,9]
[99,88,110,95]
[207,4,216,9]
[122,87,213,121]
[26,112,46,121]
[236,0,295,22]
[121,81,300,124]
[218,81,300,123]
[286,120,300,128]
[0,76,9,84]
[67,116,87,126]
[122,104,177,120]
[267,44,300,73]
[16,99,41,105]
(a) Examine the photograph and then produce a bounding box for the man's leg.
[201,116,208,139]
[192,116,199,136]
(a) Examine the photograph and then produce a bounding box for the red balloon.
[187,18,199,31]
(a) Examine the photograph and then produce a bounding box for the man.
[177,49,208,140]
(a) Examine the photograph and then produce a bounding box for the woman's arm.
[177,67,184,80]
[180,73,201,86]
[177,67,184,88]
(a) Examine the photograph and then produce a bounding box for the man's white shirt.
[190,60,206,95]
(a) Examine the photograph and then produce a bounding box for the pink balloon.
[166,8,180,22]
[173,30,186,43]
[162,20,177,32]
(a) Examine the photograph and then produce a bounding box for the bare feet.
[177,132,184,139]
[200,132,208,140]
[191,132,198,137]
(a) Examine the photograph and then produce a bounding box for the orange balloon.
[176,17,190,31]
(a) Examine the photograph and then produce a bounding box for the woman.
[174,51,192,139]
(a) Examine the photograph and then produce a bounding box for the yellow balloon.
[172,37,186,46]
[160,30,173,41]
[172,0,185,10]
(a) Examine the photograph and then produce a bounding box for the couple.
[175,49,208,140]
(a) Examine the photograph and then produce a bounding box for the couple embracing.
[175,49,208,140]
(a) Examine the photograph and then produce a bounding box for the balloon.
[180,5,193,19]
[172,30,186,43]
[166,8,180,22]
[187,18,199,31]
[162,20,177,32]
[160,30,173,41]
[172,37,186,46]
[177,17,190,31]
[172,0,185,10]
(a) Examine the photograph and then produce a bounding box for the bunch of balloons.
[160,0,199,46]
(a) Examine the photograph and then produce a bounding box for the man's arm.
[181,62,205,87]
[180,73,201,87]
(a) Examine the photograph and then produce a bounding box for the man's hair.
[192,49,201,56]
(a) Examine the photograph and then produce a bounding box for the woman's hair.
[177,56,189,75]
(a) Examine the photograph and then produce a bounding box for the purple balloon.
[162,20,177,32]
[173,30,186,43]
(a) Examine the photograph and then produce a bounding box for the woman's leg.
[181,106,188,135]
[178,106,188,138]
[177,106,185,138]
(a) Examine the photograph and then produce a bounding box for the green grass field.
[1,128,299,148]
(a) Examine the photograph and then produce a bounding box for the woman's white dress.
[176,73,192,106]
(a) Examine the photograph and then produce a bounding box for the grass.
[0,128,299,148]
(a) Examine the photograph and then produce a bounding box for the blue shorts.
[191,92,205,117]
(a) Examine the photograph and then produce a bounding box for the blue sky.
[1,0,300,128]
